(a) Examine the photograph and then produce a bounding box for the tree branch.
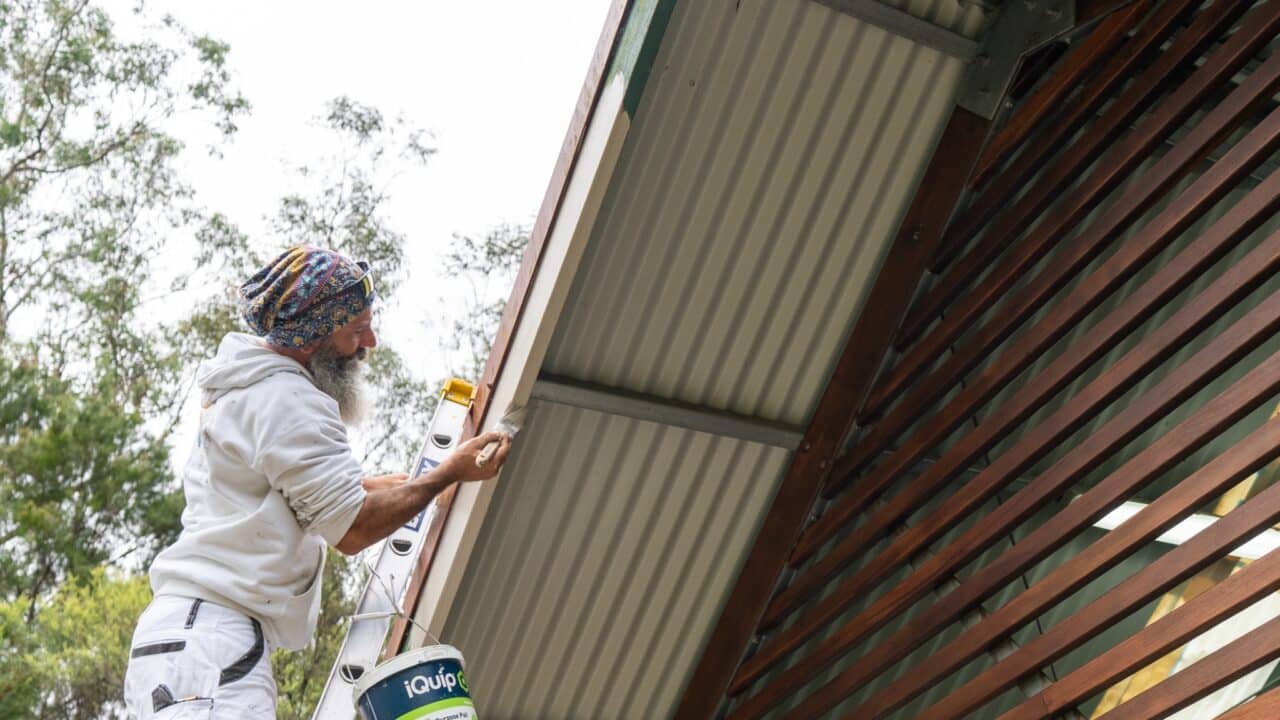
[4,250,70,325]
[12,122,150,180]
[2,0,89,186]
[0,205,8,339]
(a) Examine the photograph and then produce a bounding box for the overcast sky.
[109,0,613,469]
[144,0,612,380]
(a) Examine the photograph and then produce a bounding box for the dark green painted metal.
[607,0,679,117]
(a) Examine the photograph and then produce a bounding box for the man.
[123,246,510,718]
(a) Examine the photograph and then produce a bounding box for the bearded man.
[123,247,510,719]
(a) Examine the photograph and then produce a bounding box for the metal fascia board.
[392,0,642,652]
[958,0,1076,118]
[531,375,806,450]
[809,0,981,60]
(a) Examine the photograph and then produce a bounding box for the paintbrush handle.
[474,414,522,467]
[475,440,500,467]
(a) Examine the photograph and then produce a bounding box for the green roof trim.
[609,0,678,117]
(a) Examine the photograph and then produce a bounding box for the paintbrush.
[476,405,525,467]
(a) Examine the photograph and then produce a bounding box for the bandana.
[239,246,377,349]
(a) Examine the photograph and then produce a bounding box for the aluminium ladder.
[311,378,476,720]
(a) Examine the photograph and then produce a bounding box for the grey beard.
[310,342,369,426]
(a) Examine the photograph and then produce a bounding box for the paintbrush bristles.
[475,406,525,467]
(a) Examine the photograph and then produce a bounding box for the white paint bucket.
[354,645,476,720]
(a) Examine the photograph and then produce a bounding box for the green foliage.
[0,0,249,347]
[0,567,152,720]
[265,95,434,303]
[443,222,530,381]
[0,0,237,619]
[0,347,177,610]
[361,345,438,471]
[0,3,246,717]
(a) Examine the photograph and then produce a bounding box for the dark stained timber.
[882,0,1247,412]
[856,0,1278,451]
[1067,609,1280,720]
[909,435,1280,720]
[999,508,1280,719]
[891,0,1280,360]
[851,414,1280,719]
[731,334,1280,718]
[729,261,1280,709]
[940,0,1206,275]
[967,0,1159,191]
[792,92,1280,584]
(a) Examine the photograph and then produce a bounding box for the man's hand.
[336,431,511,555]
[432,431,512,484]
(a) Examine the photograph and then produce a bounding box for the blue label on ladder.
[403,459,440,531]
[404,508,428,532]
[417,457,439,477]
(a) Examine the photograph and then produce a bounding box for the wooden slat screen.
[716,1,1280,718]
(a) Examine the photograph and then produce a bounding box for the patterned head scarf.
[239,246,377,349]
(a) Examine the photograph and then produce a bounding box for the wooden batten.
[997,456,1280,718]
[759,164,1280,642]
[891,0,1275,357]
[873,0,1239,413]
[966,0,1161,191]
[800,36,1280,574]
[915,464,1280,720]
[734,282,1280,712]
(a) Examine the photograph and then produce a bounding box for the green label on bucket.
[357,658,476,720]
[398,697,474,720]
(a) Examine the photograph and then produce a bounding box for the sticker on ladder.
[402,459,439,533]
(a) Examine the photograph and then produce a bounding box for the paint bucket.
[354,645,476,720]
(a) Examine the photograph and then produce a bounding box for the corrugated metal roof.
[545,0,969,427]
[881,0,990,39]
[442,401,791,717]
[430,0,978,715]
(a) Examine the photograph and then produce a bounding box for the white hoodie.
[150,332,367,650]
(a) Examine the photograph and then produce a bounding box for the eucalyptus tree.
[0,0,247,608]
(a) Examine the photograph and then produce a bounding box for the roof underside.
[432,0,985,715]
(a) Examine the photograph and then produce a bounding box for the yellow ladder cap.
[442,378,477,407]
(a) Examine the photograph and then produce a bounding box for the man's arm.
[363,473,410,491]
[335,431,512,555]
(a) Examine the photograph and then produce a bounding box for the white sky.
[108,0,613,469]
[145,0,611,381]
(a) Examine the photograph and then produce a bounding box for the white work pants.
[124,595,277,719]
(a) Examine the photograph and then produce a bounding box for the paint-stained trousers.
[124,595,277,719]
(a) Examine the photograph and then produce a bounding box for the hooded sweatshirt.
[150,332,367,650]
